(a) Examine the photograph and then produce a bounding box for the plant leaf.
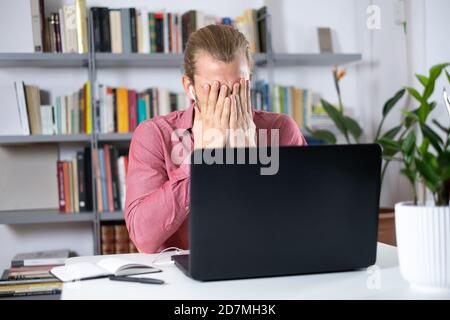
[320,99,347,136]
[423,63,450,100]
[343,116,362,141]
[406,87,423,103]
[306,128,337,144]
[421,123,443,153]
[383,88,406,117]
[432,119,450,134]
[381,125,402,140]
[402,130,416,155]
[419,138,430,156]
[416,159,440,193]
[416,74,429,87]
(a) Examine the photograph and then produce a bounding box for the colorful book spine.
[57,161,66,212]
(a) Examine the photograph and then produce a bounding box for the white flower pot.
[395,202,450,291]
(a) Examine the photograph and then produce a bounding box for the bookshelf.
[0,209,94,225]
[0,134,92,145]
[0,8,361,255]
[0,53,89,68]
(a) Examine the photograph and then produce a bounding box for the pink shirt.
[125,105,307,253]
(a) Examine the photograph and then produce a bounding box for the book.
[57,161,66,212]
[110,146,121,211]
[128,90,138,132]
[14,81,31,135]
[75,0,88,53]
[101,225,115,254]
[130,8,138,53]
[24,85,42,135]
[104,145,114,213]
[30,0,44,52]
[93,148,103,213]
[40,105,55,135]
[0,281,62,298]
[72,158,80,213]
[77,151,87,211]
[63,161,71,213]
[84,146,93,211]
[51,257,161,282]
[59,8,66,52]
[110,9,122,53]
[63,5,78,53]
[12,250,70,268]
[117,156,127,211]
[121,8,132,54]
[116,88,129,133]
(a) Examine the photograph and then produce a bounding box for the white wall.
[0,0,447,269]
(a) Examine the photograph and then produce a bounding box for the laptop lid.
[189,144,382,281]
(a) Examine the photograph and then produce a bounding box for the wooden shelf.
[0,134,92,145]
[0,209,94,225]
[0,53,88,68]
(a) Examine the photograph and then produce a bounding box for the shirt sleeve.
[124,121,190,253]
[277,114,308,146]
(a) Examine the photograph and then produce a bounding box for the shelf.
[0,134,92,145]
[99,211,124,222]
[94,53,268,68]
[0,52,361,69]
[95,53,183,68]
[271,53,362,67]
[0,53,88,68]
[97,133,133,142]
[0,209,94,225]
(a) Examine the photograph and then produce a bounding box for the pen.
[108,275,165,285]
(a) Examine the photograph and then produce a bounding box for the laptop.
[172,144,382,281]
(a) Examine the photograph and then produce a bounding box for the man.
[125,24,307,253]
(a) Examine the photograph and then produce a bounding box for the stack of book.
[90,6,268,54]
[97,85,188,134]
[252,81,335,132]
[0,249,71,298]
[13,81,92,136]
[93,144,128,214]
[30,0,88,53]
[56,147,93,214]
[101,223,138,255]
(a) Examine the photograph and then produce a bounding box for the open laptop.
[172,144,382,281]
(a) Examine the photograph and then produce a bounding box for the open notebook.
[50,257,161,282]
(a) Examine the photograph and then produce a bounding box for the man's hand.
[192,81,230,149]
[229,79,256,148]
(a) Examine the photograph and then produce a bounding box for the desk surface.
[61,243,450,300]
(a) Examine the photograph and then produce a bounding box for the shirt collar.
[178,100,195,130]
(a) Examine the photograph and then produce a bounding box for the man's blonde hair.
[183,24,254,83]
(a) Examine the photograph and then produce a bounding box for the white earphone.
[189,85,196,103]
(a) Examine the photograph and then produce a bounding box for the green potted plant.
[377,63,450,290]
[307,66,406,246]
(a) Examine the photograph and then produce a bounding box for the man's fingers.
[207,81,220,117]
[221,96,231,126]
[246,79,252,114]
[215,84,228,119]
[240,78,247,115]
[232,83,242,121]
[199,83,210,113]
[230,94,238,128]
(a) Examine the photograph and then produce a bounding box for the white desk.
[61,243,450,300]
